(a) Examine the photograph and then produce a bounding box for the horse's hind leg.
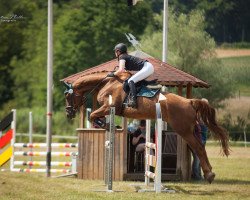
[185,135,215,183]
[203,145,212,171]
[191,136,212,172]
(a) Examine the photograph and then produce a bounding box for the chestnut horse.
[63,71,229,183]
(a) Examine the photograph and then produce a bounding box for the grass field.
[0,146,249,200]
[219,56,250,95]
[216,50,250,121]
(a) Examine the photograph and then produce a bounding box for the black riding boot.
[128,81,137,108]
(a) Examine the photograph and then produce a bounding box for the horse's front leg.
[89,104,110,128]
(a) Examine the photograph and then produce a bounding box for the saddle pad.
[137,85,160,98]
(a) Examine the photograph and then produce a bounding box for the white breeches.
[128,62,154,83]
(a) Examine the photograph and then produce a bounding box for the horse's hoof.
[93,119,106,129]
[205,172,215,184]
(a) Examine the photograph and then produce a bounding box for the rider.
[108,43,154,108]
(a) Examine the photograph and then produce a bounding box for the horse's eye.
[68,89,73,94]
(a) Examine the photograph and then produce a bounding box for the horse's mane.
[115,71,132,81]
[73,71,132,89]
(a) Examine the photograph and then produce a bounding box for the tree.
[140,9,234,106]
[0,0,36,109]
[53,0,153,109]
[10,4,48,109]
[151,0,250,43]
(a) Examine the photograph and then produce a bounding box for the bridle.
[64,84,80,118]
[64,74,110,118]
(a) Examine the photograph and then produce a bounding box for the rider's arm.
[114,59,126,76]
[132,134,143,145]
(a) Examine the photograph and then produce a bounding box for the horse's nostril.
[66,107,76,119]
[67,114,72,119]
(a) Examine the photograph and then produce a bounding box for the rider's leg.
[128,62,154,108]
[128,62,154,83]
[128,80,137,108]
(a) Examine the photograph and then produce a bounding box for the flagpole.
[46,0,53,177]
[162,0,168,131]
[162,0,168,62]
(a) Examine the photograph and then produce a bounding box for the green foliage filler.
[0,0,153,111]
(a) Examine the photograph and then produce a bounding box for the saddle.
[123,79,160,107]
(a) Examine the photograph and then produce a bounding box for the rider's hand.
[107,72,115,77]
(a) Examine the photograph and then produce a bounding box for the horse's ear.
[63,81,71,89]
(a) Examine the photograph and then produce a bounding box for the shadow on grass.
[165,179,250,196]
[214,179,250,185]
[169,185,220,196]
[184,179,250,185]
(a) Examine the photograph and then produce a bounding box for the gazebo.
[62,51,209,181]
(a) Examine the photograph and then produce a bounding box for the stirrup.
[127,99,137,108]
[130,102,137,108]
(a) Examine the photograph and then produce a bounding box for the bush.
[13,107,79,142]
[219,113,250,141]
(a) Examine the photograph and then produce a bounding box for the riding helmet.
[114,43,127,53]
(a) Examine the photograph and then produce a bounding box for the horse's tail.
[191,99,230,156]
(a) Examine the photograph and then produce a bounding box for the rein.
[79,72,129,105]
[80,74,109,105]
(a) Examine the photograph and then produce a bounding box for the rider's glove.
[107,72,115,77]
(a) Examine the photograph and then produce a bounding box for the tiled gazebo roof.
[62,51,209,88]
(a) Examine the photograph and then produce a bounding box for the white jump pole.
[10,109,16,171]
[142,103,162,192]
[155,103,162,193]
[86,108,92,128]
[29,111,33,167]
[141,100,165,193]
[107,95,115,192]
[145,119,151,186]
[29,112,33,144]
[104,115,109,185]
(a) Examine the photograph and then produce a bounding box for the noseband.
[65,87,83,118]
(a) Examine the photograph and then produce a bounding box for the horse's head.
[63,82,83,119]
[63,71,132,119]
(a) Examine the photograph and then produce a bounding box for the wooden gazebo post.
[79,105,85,128]
[176,84,192,181]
